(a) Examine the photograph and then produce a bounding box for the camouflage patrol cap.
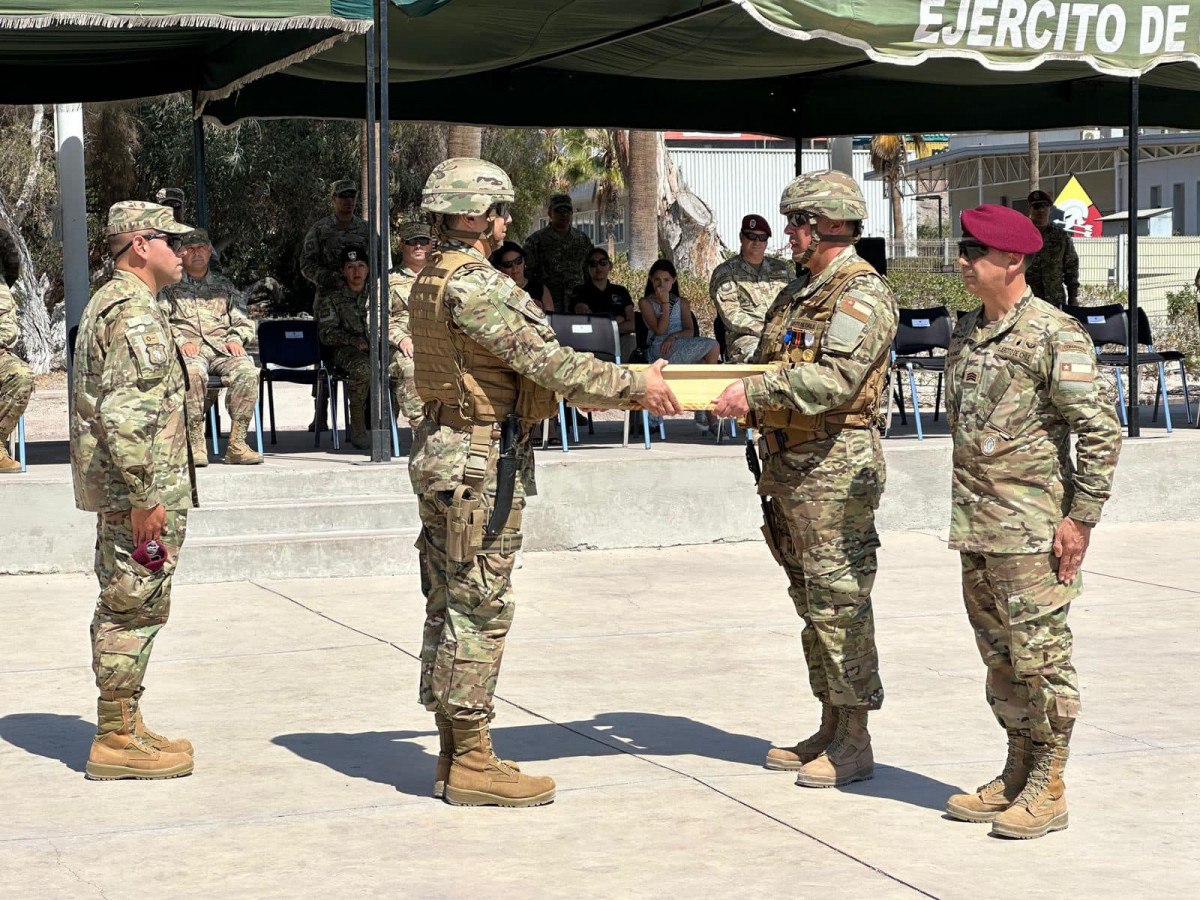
[779,170,867,222]
[332,180,358,196]
[421,157,514,216]
[155,187,185,207]
[106,201,194,237]
[398,221,431,241]
[181,227,211,247]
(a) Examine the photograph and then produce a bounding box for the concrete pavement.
[1,523,1197,898]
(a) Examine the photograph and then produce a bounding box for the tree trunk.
[656,134,724,278]
[626,130,659,270]
[889,176,905,244]
[1028,132,1040,192]
[447,125,482,159]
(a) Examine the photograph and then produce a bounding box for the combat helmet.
[779,170,867,222]
[421,157,514,217]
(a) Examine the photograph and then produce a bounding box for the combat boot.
[224,416,262,465]
[132,690,193,757]
[991,744,1069,839]
[765,701,837,771]
[188,417,209,468]
[85,698,193,781]
[0,445,20,473]
[444,720,555,808]
[794,708,873,788]
[433,712,453,799]
[945,730,1032,822]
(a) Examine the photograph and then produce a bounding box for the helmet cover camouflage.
[421,157,514,217]
[779,170,867,222]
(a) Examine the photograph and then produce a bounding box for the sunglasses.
[113,231,184,260]
[334,190,357,199]
[551,205,573,213]
[498,256,524,269]
[587,258,611,268]
[785,211,815,229]
[403,237,431,247]
[490,201,512,219]
[957,239,991,261]
[1030,202,1051,211]
[741,231,769,243]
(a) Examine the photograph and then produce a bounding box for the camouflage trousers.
[960,552,1080,747]
[92,509,188,700]
[330,347,402,441]
[416,490,524,722]
[726,333,761,364]
[767,494,885,710]
[388,353,424,424]
[184,346,258,422]
[0,351,34,441]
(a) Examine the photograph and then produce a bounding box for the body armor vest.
[751,259,890,447]
[410,248,558,429]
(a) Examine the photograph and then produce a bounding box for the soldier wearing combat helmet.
[409,158,680,808]
[715,170,898,789]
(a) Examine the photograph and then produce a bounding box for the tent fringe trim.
[194,32,359,112]
[0,14,371,34]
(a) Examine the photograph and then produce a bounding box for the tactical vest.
[410,248,558,430]
[750,259,890,450]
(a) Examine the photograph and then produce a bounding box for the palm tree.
[626,130,659,269]
[869,134,927,244]
[548,128,626,243]
[447,125,482,159]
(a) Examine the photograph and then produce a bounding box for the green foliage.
[1163,286,1200,372]
[0,105,61,306]
[608,251,716,335]
[1076,283,1127,306]
[885,270,974,311]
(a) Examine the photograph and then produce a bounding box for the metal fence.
[887,237,1200,316]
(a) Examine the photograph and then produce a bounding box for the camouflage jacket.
[1025,224,1080,306]
[409,239,645,497]
[0,279,20,356]
[946,288,1121,554]
[743,246,898,501]
[316,283,368,350]
[0,226,18,288]
[709,254,793,354]
[300,214,369,297]
[159,269,254,353]
[522,225,594,310]
[70,270,196,513]
[388,265,418,351]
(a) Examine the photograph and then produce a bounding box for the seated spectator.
[490,240,553,312]
[638,259,720,430]
[571,247,636,361]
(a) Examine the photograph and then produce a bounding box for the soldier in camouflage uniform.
[0,278,34,473]
[388,221,430,429]
[0,225,19,287]
[522,192,594,312]
[1024,190,1079,307]
[709,213,793,362]
[714,171,897,789]
[943,204,1121,839]
[160,229,261,467]
[301,179,369,310]
[70,201,198,781]
[410,158,680,808]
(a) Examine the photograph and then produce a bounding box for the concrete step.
[193,462,414,504]
[188,494,418,538]
[175,527,422,584]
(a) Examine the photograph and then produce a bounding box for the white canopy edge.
[0,13,371,32]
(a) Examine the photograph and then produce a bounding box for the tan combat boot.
[794,708,874,788]
[224,416,262,465]
[433,712,453,799]
[945,730,1032,822]
[188,416,209,468]
[0,445,20,473]
[765,702,837,771]
[444,720,555,808]
[991,744,1069,839]
[132,690,193,757]
[85,698,194,780]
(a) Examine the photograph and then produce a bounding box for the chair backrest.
[257,319,322,369]
[713,315,728,359]
[547,313,621,362]
[894,306,952,356]
[1063,303,1126,348]
[1133,307,1156,348]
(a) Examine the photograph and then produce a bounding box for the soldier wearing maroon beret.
[942,204,1121,839]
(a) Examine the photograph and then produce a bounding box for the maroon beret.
[961,204,1043,254]
[741,214,771,237]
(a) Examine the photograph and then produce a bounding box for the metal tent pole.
[377,0,393,459]
[191,90,210,231]
[1127,77,1140,437]
[365,21,385,462]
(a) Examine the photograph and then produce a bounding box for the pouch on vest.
[446,484,487,563]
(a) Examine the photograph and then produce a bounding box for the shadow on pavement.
[0,713,93,772]
[837,764,964,812]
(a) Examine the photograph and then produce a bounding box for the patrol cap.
[155,187,185,207]
[181,228,211,247]
[549,192,573,211]
[340,245,367,265]
[332,180,358,196]
[398,221,431,242]
[106,201,194,237]
[1027,189,1053,206]
[741,214,771,237]
[961,204,1043,255]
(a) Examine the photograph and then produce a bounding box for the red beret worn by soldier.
[741,214,772,236]
[961,204,1044,255]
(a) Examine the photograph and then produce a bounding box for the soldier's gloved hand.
[225,341,246,357]
[713,379,750,419]
[181,342,200,358]
[131,504,166,546]
[1053,516,1091,584]
[641,359,682,417]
